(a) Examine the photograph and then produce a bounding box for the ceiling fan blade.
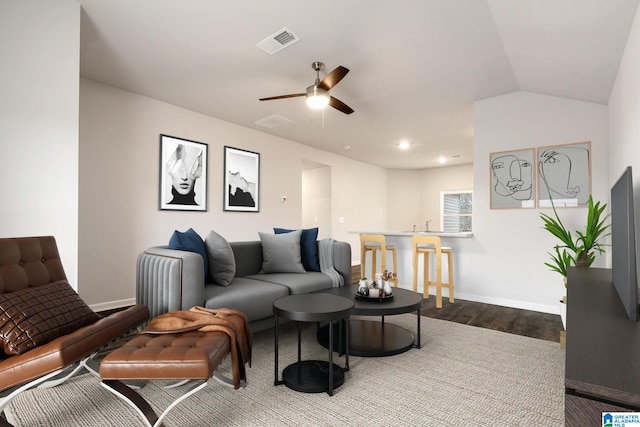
[329,96,354,115]
[317,66,349,91]
[259,93,305,101]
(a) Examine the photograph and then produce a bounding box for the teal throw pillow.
[169,228,209,280]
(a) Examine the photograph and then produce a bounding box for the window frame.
[440,189,473,233]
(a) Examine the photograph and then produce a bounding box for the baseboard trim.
[89,298,136,313]
[395,283,558,314]
[454,292,558,315]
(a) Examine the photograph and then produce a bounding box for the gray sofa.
[136,239,352,332]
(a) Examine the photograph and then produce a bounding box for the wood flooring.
[419,298,563,343]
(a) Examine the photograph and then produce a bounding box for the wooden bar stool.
[411,235,454,308]
[359,234,398,286]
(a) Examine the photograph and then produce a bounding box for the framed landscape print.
[159,134,208,211]
[489,148,536,209]
[223,146,260,212]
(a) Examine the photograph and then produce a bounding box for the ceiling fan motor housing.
[306,85,330,108]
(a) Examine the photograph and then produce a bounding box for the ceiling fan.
[259,61,354,115]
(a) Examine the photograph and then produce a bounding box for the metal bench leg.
[101,379,208,427]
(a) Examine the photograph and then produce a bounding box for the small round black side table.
[273,293,354,396]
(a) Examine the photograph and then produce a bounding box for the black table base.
[281,360,345,393]
[274,294,353,396]
[318,319,416,357]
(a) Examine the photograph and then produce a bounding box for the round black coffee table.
[273,293,354,396]
[316,284,422,357]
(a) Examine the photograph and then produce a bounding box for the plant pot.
[575,252,589,268]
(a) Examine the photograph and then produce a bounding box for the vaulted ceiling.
[77,0,639,169]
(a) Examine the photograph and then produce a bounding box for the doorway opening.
[302,160,331,239]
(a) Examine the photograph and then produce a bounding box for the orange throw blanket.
[141,307,252,389]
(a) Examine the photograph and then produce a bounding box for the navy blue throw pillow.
[169,228,209,279]
[273,227,320,272]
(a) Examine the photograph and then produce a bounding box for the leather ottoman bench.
[100,331,231,427]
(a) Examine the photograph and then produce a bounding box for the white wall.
[473,91,608,312]
[610,6,640,198]
[302,165,332,239]
[79,79,387,308]
[387,165,474,233]
[421,164,474,231]
[0,0,80,287]
[387,169,423,232]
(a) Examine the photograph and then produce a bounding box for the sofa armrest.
[332,240,352,285]
[136,246,204,319]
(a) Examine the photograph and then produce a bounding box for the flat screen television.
[611,166,639,321]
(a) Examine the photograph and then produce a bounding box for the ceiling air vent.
[254,114,293,129]
[256,27,300,55]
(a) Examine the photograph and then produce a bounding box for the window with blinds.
[441,191,473,232]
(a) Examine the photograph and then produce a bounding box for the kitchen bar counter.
[351,231,473,238]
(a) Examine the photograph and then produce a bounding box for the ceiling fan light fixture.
[305,85,330,109]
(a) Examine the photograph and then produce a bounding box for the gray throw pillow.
[258,230,306,274]
[204,231,236,286]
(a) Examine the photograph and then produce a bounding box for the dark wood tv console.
[565,267,640,426]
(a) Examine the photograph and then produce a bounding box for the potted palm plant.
[540,195,610,328]
[541,195,610,273]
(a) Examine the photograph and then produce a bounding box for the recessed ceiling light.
[399,140,410,150]
[438,156,446,164]
[344,145,351,150]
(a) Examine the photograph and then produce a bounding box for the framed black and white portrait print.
[159,134,208,211]
[223,146,260,212]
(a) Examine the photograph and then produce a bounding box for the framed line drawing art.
[537,141,591,208]
[223,146,260,212]
[489,148,535,209]
[159,134,208,211]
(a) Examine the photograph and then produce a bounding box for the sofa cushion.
[258,230,305,274]
[204,231,236,286]
[274,227,320,272]
[204,278,289,322]
[169,228,208,280]
[0,281,101,355]
[245,272,333,295]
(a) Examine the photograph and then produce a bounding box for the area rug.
[5,314,564,426]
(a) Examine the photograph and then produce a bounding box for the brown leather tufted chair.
[0,236,149,426]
